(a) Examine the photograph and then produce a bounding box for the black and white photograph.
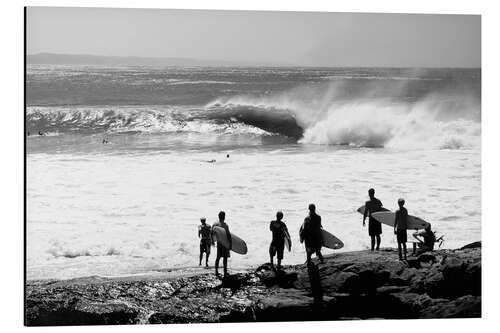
[24,6,481,326]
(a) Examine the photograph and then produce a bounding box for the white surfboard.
[212,226,248,255]
[321,229,344,250]
[371,211,429,230]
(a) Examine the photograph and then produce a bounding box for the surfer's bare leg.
[199,252,203,266]
[306,249,312,264]
[370,236,375,251]
[397,242,403,260]
[205,253,209,267]
[277,259,282,270]
[269,246,274,267]
[223,257,228,276]
[402,243,407,260]
[317,250,324,264]
[375,235,381,250]
[215,255,221,276]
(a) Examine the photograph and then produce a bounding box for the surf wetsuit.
[364,198,383,236]
[198,223,212,254]
[269,220,288,260]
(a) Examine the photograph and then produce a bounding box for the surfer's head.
[425,223,432,231]
[200,217,206,224]
[276,211,283,220]
[218,211,225,222]
[398,198,405,207]
[368,188,375,198]
[308,204,316,213]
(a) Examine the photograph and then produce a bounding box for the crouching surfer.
[394,198,409,261]
[269,211,290,270]
[212,211,231,278]
[198,217,212,267]
[412,224,443,256]
[300,204,324,264]
[363,188,384,251]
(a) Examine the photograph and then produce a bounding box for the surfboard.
[321,229,344,250]
[284,231,292,252]
[371,211,429,230]
[357,205,390,215]
[212,226,248,255]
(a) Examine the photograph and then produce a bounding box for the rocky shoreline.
[25,243,481,325]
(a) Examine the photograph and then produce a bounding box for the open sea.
[26,65,481,280]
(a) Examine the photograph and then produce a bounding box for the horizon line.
[26,52,482,69]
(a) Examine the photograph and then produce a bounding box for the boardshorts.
[216,242,230,258]
[200,239,211,254]
[396,229,407,243]
[269,239,285,260]
[368,217,382,236]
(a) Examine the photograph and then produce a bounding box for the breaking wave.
[206,81,481,150]
[27,81,480,150]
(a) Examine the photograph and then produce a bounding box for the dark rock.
[460,241,481,250]
[406,258,421,269]
[26,247,481,325]
[417,253,437,265]
[257,269,298,288]
[375,286,408,295]
[420,295,481,318]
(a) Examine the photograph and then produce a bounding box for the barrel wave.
[27,66,480,150]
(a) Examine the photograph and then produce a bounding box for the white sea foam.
[208,81,481,150]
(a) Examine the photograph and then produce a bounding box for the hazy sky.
[26,7,481,67]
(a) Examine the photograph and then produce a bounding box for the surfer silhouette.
[269,211,290,270]
[412,224,441,255]
[198,217,212,267]
[300,204,324,264]
[212,211,232,278]
[363,188,384,251]
[394,198,409,260]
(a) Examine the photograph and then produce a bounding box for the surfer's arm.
[394,212,398,233]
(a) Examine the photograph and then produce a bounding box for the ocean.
[26,65,481,280]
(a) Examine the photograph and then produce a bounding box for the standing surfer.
[269,211,290,270]
[394,198,409,261]
[198,217,212,267]
[362,188,384,251]
[212,211,232,278]
[300,204,324,264]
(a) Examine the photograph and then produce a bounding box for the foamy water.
[26,65,481,280]
[27,145,480,279]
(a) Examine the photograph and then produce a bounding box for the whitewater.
[26,65,481,279]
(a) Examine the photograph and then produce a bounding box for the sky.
[26,7,481,67]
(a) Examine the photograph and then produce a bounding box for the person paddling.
[198,217,212,267]
[394,198,409,261]
[212,211,231,278]
[269,211,290,270]
[362,188,384,251]
[300,204,324,264]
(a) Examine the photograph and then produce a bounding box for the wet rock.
[26,247,481,325]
